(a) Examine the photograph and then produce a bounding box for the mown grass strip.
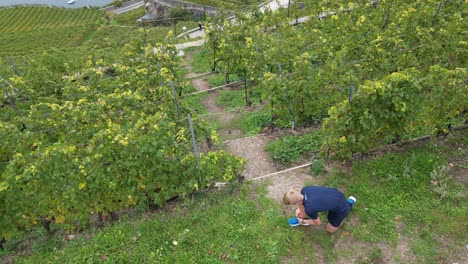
[0,6,103,55]
[0,6,102,33]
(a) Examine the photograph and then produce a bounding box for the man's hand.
[295,208,306,218]
[295,208,302,218]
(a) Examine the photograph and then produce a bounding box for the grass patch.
[321,134,468,263]
[190,48,213,73]
[207,73,242,87]
[207,74,226,87]
[217,88,263,110]
[233,111,272,136]
[347,150,447,243]
[183,92,210,115]
[265,131,323,165]
[12,184,316,263]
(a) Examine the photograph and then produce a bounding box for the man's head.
[283,190,302,205]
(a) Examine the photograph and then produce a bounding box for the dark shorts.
[327,204,350,227]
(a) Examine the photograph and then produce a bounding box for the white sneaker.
[347,196,357,208]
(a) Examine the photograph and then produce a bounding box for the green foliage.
[322,69,424,158]
[204,0,467,157]
[0,39,244,240]
[217,88,244,108]
[265,131,323,165]
[86,25,170,50]
[3,131,466,263]
[184,93,210,115]
[206,73,226,86]
[2,2,467,262]
[420,66,467,135]
[322,66,466,158]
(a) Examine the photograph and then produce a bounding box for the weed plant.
[310,158,326,176]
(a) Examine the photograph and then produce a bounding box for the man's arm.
[296,204,321,225]
[296,204,307,219]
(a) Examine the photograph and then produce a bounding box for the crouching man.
[283,186,356,233]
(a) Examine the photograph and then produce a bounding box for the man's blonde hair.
[283,190,302,205]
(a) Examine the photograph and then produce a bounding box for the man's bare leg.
[326,223,342,233]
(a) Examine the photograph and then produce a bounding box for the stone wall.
[144,0,220,20]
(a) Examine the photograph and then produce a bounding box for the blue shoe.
[288,217,299,226]
[347,196,357,208]
[288,218,310,226]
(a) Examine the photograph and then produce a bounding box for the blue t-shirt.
[301,186,347,219]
